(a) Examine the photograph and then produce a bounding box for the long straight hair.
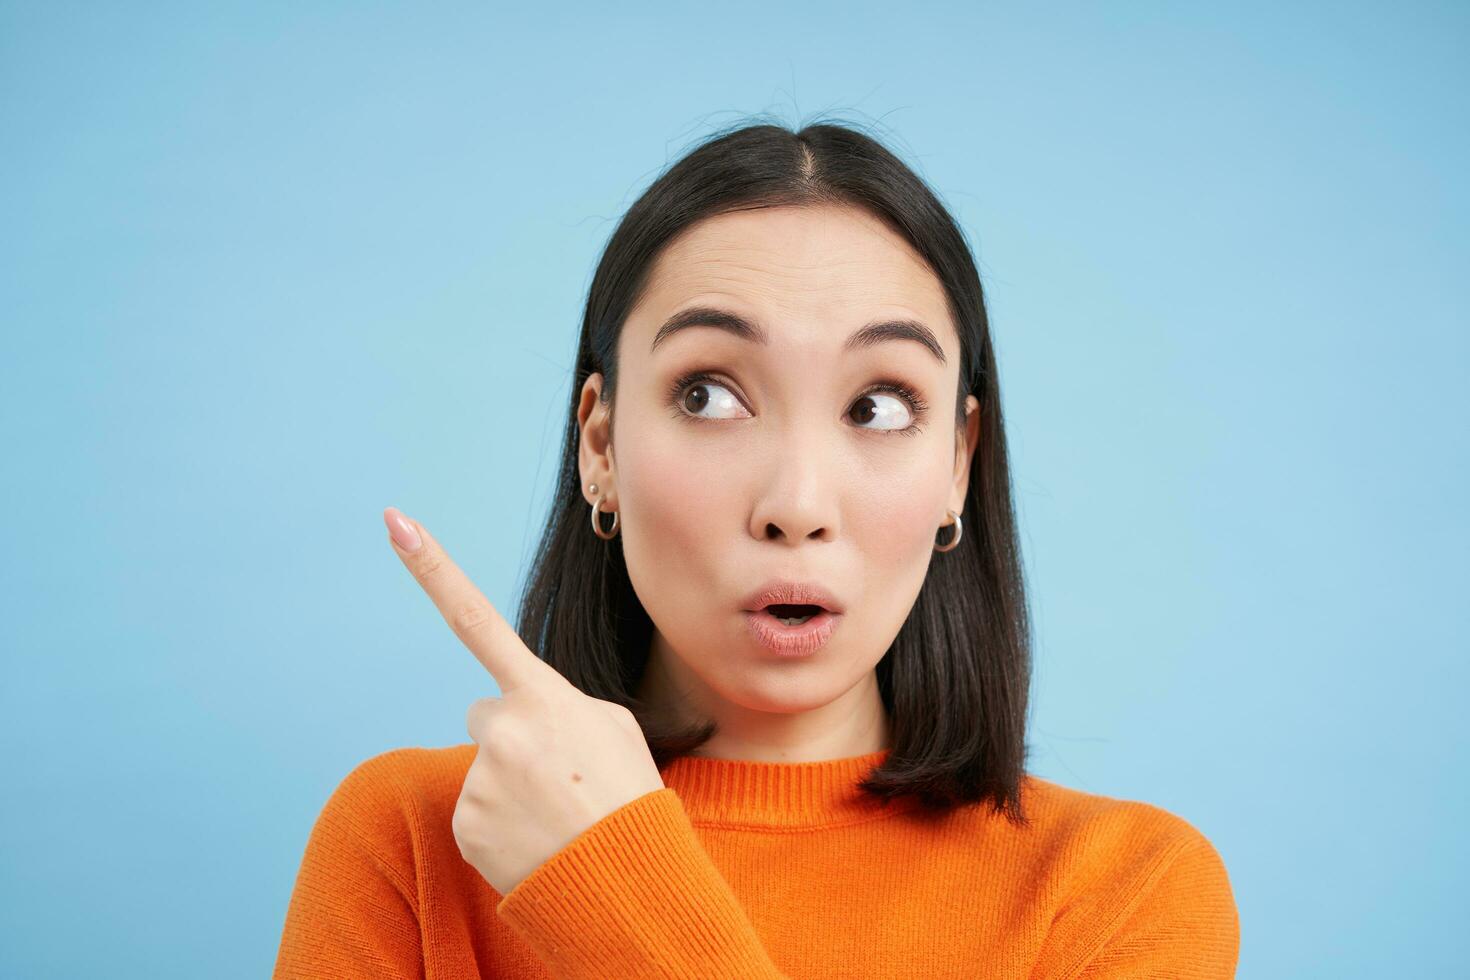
[515,117,1033,824]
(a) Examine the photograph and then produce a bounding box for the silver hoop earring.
[934,509,962,552]
[588,483,619,540]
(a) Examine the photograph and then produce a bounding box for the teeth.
[774,614,814,626]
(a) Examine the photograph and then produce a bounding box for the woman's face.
[577,204,979,754]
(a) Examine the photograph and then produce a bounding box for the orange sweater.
[274,746,1239,978]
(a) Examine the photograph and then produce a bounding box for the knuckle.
[451,803,473,842]
[459,774,487,808]
[412,550,446,580]
[465,698,503,740]
[467,698,542,760]
[451,601,494,636]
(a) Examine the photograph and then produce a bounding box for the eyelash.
[665,369,929,437]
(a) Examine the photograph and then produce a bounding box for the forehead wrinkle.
[654,263,942,339]
[634,209,958,361]
[647,307,953,385]
[671,238,907,295]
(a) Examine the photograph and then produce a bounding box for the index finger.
[382,506,562,694]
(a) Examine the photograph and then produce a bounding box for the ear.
[950,394,981,514]
[577,372,616,508]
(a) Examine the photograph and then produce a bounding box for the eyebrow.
[649,305,947,366]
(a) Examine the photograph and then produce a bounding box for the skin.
[576,204,981,763]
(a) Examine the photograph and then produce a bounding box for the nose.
[748,428,840,545]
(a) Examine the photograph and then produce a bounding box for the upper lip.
[741,579,845,614]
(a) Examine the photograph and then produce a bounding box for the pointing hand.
[383,506,666,896]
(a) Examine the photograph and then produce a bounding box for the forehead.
[628,205,955,353]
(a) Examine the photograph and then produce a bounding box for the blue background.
[2,2,1465,976]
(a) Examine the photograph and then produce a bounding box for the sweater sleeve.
[273,755,425,980]
[495,786,791,979]
[1059,830,1240,979]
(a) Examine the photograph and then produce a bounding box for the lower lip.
[743,608,841,656]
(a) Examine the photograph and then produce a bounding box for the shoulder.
[331,742,476,795]
[1017,773,1227,873]
[316,743,477,850]
[1016,775,1239,976]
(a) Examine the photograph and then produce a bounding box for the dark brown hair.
[514,116,1033,824]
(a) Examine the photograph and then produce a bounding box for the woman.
[274,120,1240,978]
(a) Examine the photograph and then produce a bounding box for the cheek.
[616,433,738,611]
[879,492,937,556]
[850,459,950,563]
[840,465,949,667]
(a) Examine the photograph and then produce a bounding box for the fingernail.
[384,507,422,552]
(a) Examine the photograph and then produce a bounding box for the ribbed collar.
[658,747,914,829]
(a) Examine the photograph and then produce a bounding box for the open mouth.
[762,603,825,626]
[745,603,841,655]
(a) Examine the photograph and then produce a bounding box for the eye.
[848,390,914,432]
[672,376,751,421]
[667,370,929,437]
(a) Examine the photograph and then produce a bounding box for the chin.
[712,671,844,714]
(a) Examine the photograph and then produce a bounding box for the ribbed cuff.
[496,787,787,979]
